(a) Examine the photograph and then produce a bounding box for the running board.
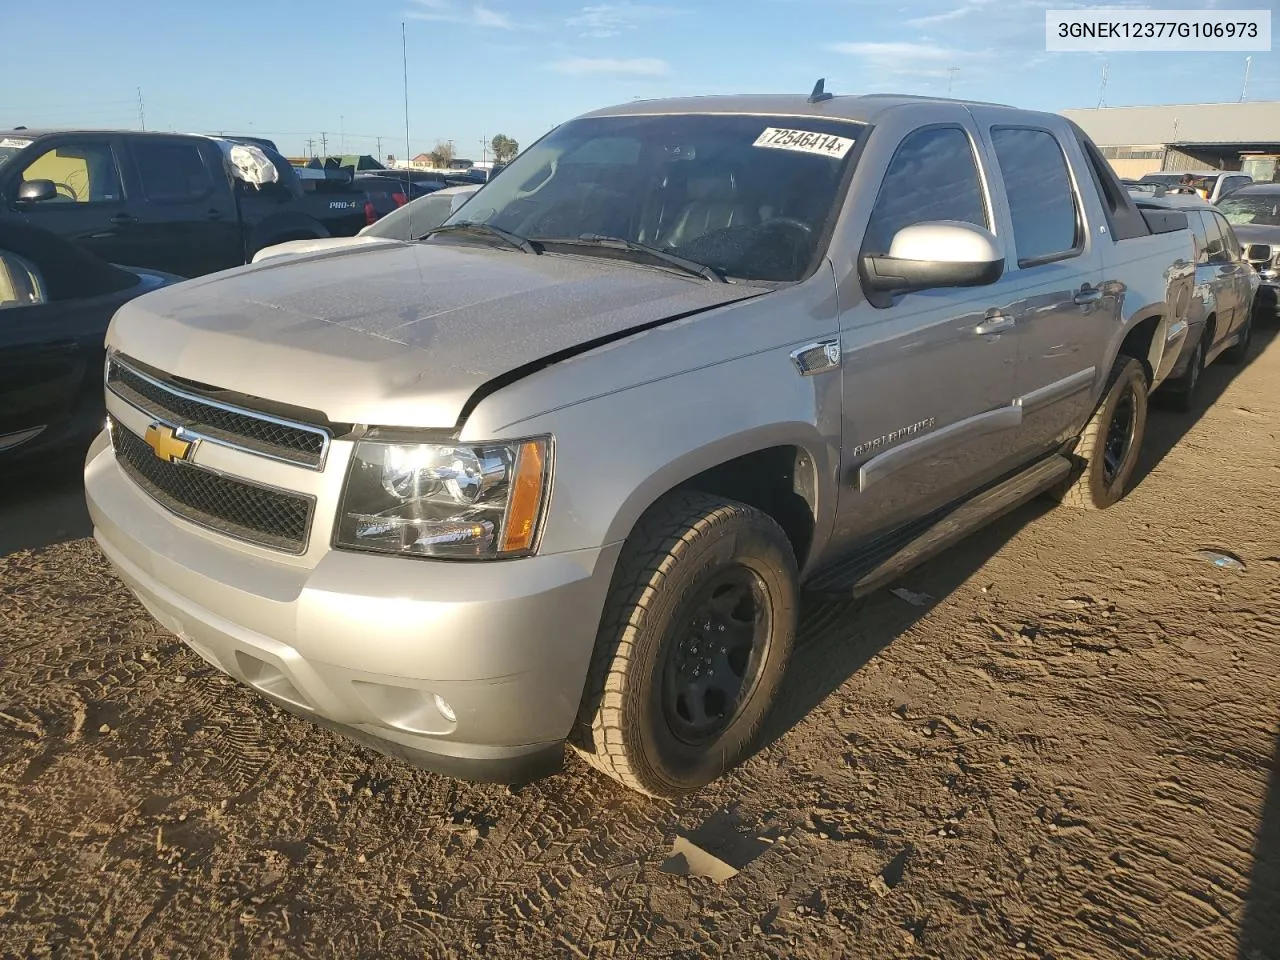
[808,455,1072,597]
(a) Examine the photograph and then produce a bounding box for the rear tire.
[1164,334,1204,413]
[571,492,798,797]
[1052,356,1148,510]
[1221,312,1253,365]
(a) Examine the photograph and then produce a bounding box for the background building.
[1063,101,1280,181]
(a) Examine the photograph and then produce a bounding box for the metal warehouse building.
[1062,101,1280,182]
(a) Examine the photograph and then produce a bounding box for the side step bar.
[809,454,1072,597]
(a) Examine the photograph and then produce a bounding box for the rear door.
[973,117,1112,455]
[8,135,133,264]
[120,136,241,277]
[1211,209,1253,339]
[1198,210,1243,343]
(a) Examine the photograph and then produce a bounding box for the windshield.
[440,114,864,282]
[1142,172,1219,189]
[365,189,475,240]
[0,137,33,168]
[1218,194,1280,226]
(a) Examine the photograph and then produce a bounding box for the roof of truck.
[582,93,1023,124]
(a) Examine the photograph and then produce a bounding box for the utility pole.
[481,136,488,164]
[306,138,315,158]
[376,136,383,160]
[946,68,958,97]
[340,115,345,154]
[320,131,328,156]
[1097,60,1109,108]
[403,22,411,171]
[1240,56,1253,102]
[137,87,146,131]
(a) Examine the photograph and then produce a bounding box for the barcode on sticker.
[753,127,855,158]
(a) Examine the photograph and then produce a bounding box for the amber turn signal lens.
[500,440,547,554]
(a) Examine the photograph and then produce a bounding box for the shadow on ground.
[1242,731,1280,959]
[0,457,92,558]
[761,320,1279,760]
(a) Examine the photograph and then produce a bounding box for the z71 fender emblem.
[790,339,841,376]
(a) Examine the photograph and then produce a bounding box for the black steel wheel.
[572,492,798,797]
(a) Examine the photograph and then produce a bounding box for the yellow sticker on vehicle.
[752,127,855,158]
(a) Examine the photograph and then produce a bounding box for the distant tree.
[429,140,456,168]
[490,134,519,163]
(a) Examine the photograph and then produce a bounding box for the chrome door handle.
[974,313,1015,336]
[1074,287,1102,305]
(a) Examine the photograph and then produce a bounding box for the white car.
[251,184,480,263]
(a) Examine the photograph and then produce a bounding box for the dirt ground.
[1,329,1278,960]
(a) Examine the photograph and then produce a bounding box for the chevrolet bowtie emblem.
[143,423,194,464]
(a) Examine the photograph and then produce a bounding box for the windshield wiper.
[425,221,538,254]
[532,234,726,283]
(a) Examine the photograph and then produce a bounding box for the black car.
[1219,183,1280,318]
[0,221,179,467]
[0,130,379,278]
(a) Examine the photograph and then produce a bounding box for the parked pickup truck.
[85,89,1190,797]
[0,130,373,278]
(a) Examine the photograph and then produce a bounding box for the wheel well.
[1203,312,1218,345]
[674,446,817,568]
[1118,316,1160,383]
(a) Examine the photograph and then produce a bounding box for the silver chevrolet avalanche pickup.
[86,88,1193,797]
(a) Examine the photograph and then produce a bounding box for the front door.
[0,250,98,454]
[832,122,1021,550]
[8,135,133,265]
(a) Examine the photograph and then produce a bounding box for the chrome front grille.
[110,417,315,554]
[106,356,329,469]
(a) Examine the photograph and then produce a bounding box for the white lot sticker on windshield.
[753,127,855,158]
[0,138,31,148]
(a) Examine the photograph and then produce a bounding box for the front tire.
[1053,356,1148,510]
[571,492,798,797]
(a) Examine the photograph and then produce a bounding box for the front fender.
[477,346,842,560]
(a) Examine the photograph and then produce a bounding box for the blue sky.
[3,0,1276,160]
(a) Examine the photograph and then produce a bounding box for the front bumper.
[85,430,622,783]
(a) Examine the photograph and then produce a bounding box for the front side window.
[441,113,865,282]
[20,142,122,204]
[991,127,1080,266]
[862,126,988,256]
[131,141,215,203]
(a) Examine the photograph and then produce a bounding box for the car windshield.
[0,137,33,168]
[365,189,475,240]
[439,113,864,282]
[1218,194,1280,226]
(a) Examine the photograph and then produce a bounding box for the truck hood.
[107,241,764,428]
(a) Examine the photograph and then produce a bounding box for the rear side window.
[862,126,988,255]
[991,127,1080,267]
[1198,210,1227,263]
[131,141,215,203]
[1213,212,1241,258]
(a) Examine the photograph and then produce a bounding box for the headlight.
[335,435,551,559]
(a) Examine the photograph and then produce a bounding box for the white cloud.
[566,3,683,38]
[548,57,670,76]
[827,41,962,62]
[406,0,519,29]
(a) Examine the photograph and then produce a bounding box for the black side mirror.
[861,221,1005,301]
[16,179,57,203]
[1246,242,1273,265]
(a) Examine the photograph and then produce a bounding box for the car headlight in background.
[335,435,551,559]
